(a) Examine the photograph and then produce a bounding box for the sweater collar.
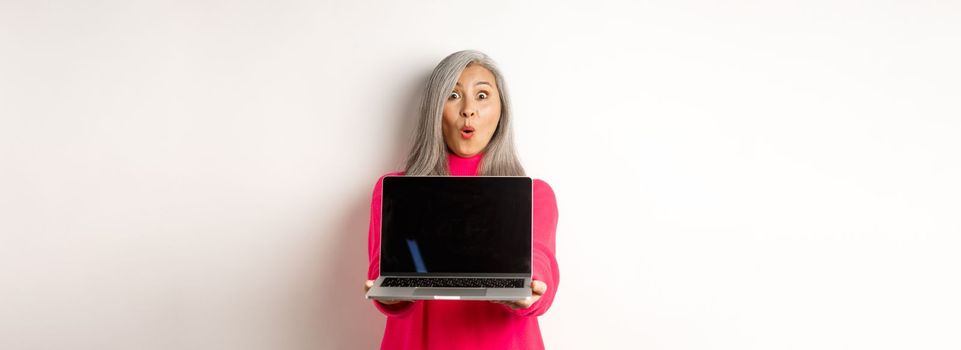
[447,151,483,176]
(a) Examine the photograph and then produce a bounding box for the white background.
[2,1,959,349]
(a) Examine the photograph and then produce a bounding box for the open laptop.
[365,175,533,301]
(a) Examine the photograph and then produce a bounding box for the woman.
[363,50,560,350]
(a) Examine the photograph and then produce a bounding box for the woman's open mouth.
[461,126,475,139]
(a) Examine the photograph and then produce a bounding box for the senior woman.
[363,50,560,350]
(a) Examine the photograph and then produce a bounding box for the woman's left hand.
[491,280,547,310]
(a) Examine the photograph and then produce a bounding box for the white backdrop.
[2,1,959,349]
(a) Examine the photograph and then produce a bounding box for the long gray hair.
[404,50,526,176]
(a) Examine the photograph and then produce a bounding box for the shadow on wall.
[312,68,430,349]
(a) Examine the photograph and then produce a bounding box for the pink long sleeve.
[365,152,560,349]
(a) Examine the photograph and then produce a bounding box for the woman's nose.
[460,101,476,118]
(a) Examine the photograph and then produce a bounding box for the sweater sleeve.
[509,179,560,317]
[367,172,420,318]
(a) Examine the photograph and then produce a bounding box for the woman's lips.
[461,126,475,139]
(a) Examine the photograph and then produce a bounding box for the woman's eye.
[449,91,461,100]
[478,92,488,99]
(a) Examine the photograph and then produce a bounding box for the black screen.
[381,176,532,274]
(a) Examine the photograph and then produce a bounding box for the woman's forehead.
[457,64,497,86]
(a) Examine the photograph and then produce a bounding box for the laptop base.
[366,276,533,301]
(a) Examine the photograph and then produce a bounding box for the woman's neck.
[447,151,483,176]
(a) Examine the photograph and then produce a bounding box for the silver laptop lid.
[380,176,533,277]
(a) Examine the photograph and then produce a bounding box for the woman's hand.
[364,280,411,306]
[491,280,547,310]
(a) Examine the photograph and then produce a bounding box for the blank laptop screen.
[380,176,532,275]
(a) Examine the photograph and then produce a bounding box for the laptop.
[365,175,533,301]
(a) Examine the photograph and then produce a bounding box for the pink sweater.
[366,152,560,350]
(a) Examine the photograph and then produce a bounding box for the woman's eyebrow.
[455,81,493,87]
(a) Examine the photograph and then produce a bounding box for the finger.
[510,295,539,310]
[531,280,547,296]
[377,298,414,305]
[498,300,519,309]
[364,280,374,292]
[493,300,519,309]
[514,297,534,309]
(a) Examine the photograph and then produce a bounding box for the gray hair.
[404,50,526,176]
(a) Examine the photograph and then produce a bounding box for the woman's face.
[442,64,501,158]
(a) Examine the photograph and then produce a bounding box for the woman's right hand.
[364,280,412,306]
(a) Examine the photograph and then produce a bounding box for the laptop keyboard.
[382,277,525,288]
